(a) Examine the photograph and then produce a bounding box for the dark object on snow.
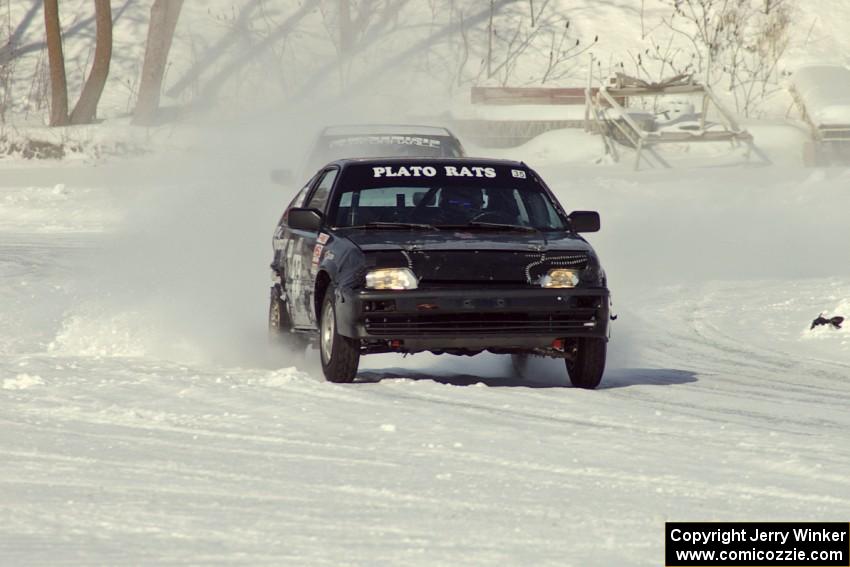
[810,313,844,330]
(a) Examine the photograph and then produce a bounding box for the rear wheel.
[319,287,360,383]
[511,353,530,378]
[565,338,606,389]
[269,285,309,352]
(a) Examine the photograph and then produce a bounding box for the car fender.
[312,233,365,329]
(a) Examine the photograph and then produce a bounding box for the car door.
[283,167,339,328]
[273,183,311,270]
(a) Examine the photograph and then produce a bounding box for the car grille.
[408,250,590,284]
[364,310,597,335]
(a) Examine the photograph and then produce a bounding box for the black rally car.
[269,158,611,388]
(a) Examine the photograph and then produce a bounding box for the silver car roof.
[321,124,453,137]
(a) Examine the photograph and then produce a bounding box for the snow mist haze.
[11,0,850,371]
[25,23,850,375]
[56,129,850,373]
[52,77,461,368]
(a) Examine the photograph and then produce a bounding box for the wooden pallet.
[471,86,623,106]
[589,74,768,170]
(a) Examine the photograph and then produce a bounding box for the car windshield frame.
[327,163,569,232]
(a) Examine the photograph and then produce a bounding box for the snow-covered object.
[791,65,850,126]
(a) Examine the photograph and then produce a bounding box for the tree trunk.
[338,0,353,53]
[133,0,184,125]
[43,0,69,126]
[487,0,494,78]
[69,0,112,125]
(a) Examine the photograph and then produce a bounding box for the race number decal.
[512,169,527,179]
[312,244,323,267]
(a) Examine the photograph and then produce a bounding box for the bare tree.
[487,0,494,78]
[653,0,792,116]
[134,0,184,125]
[42,0,113,126]
[70,0,112,124]
[472,0,594,86]
[43,0,68,126]
[1,0,14,123]
[336,0,353,86]
[541,26,597,84]
[338,0,354,54]
[316,0,408,90]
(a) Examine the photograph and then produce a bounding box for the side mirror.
[287,208,323,232]
[270,169,294,186]
[568,210,600,233]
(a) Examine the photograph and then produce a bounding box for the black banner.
[666,522,850,566]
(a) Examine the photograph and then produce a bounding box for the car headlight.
[540,268,579,288]
[580,265,606,286]
[365,268,418,290]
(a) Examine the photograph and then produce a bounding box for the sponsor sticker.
[372,165,497,178]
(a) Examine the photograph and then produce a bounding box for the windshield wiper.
[348,221,438,231]
[438,222,539,233]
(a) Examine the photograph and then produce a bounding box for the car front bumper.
[336,286,610,352]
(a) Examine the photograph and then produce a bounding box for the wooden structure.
[587,73,768,170]
[788,66,850,166]
[457,87,623,147]
[471,86,623,106]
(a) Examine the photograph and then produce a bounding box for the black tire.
[565,338,606,389]
[319,287,360,383]
[269,285,309,352]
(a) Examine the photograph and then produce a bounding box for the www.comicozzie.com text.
[670,526,848,546]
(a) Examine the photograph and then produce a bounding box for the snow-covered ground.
[2,138,849,565]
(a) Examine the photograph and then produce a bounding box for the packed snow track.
[1,161,849,566]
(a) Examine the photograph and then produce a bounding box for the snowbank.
[466,128,604,165]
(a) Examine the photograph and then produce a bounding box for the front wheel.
[565,338,606,389]
[319,287,360,383]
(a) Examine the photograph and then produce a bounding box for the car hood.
[338,229,594,254]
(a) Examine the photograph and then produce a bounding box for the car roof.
[331,157,527,169]
[321,124,455,137]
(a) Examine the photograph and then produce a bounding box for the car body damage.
[269,157,612,387]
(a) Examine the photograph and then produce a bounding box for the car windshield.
[330,163,567,231]
[308,135,462,172]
